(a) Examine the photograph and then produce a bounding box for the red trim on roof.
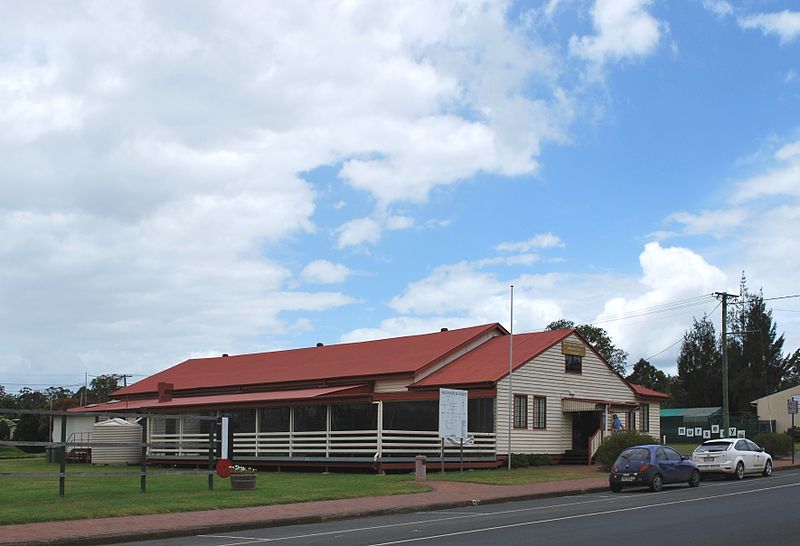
[628,383,670,400]
[69,385,370,413]
[114,324,503,397]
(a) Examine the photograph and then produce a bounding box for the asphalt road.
[126,471,800,546]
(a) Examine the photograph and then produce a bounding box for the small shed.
[660,407,722,442]
[91,418,142,465]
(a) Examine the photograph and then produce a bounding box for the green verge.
[0,457,428,525]
[427,466,601,486]
[0,445,39,459]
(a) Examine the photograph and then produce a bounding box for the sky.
[2,0,800,392]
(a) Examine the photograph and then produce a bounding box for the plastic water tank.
[91,418,142,465]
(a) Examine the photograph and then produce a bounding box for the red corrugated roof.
[412,329,574,387]
[628,383,670,399]
[115,324,503,396]
[70,385,368,412]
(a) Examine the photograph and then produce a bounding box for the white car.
[691,437,773,479]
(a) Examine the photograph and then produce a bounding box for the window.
[639,404,650,432]
[735,440,748,451]
[565,355,582,374]
[468,398,494,433]
[532,396,546,429]
[331,403,377,431]
[626,410,636,432]
[294,404,327,432]
[226,410,256,433]
[165,418,177,435]
[664,447,683,461]
[259,407,290,432]
[656,448,667,461]
[513,395,528,429]
[383,401,438,431]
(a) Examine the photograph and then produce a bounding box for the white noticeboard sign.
[712,424,720,434]
[439,388,468,441]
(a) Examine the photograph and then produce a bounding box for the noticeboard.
[439,388,468,440]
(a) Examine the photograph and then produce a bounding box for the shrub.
[786,426,800,442]
[594,431,659,471]
[754,431,793,457]
[510,453,529,468]
[528,454,554,466]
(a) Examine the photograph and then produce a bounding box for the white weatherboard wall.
[496,334,640,455]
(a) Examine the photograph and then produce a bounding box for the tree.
[675,316,721,407]
[546,320,629,375]
[724,279,790,412]
[626,358,669,393]
[778,349,800,391]
[88,374,124,404]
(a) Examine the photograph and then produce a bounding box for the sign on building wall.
[561,341,586,357]
[439,388,468,441]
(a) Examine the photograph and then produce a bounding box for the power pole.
[714,291,738,437]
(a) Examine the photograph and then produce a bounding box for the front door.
[571,411,600,450]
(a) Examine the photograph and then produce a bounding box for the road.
[126,471,800,546]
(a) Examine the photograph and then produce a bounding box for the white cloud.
[336,217,382,248]
[739,10,800,44]
[495,232,565,253]
[665,208,748,237]
[300,260,351,284]
[569,0,662,66]
[703,0,733,18]
[386,215,415,231]
[732,138,800,203]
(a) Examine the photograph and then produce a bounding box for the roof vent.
[222,353,229,357]
[316,342,324,347]
[441,328,448,332]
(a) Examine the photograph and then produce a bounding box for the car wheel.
[610,483,622,493]
[649,474,663,492]
[762,459,773,477]
[735,462,745,480]
[688,469,700,487]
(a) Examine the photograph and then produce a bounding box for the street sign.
[789,399,799,415]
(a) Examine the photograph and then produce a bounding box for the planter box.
[230,474,256,490]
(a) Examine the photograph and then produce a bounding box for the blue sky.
[1,0,799,390]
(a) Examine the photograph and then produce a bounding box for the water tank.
[91,418,142,465]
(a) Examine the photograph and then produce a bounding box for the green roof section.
[660,407,722,418]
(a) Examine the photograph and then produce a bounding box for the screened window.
[165,418,177,435]
[639,404,650,432]
[513,395,528,429]
[383,401,438,431]
[331,403,377,431]
[294,404,327,432]
[565,355,582,374]
[468,398,494,433]
[532,396,546,429]
[226,410,256,433]
[259,407,290,432]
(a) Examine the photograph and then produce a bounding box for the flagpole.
[508,284,514,470]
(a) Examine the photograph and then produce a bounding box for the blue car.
[609,444,701,492]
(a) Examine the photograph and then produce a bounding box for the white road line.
[370,481,800,545]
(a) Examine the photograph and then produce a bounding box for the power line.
[591,294,715,325]
[641,301,722,362]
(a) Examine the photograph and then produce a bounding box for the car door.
[655,447,676,483]
[745,439,763,471]
[734,439,753,472]
[664,446,691,481]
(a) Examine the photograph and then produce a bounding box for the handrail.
[587,428,603,465]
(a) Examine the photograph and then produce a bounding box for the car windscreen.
[617,447,650,462]
[694,442,731,453]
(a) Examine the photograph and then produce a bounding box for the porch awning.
[561,399,639,412]
[561,399,601,412]
[69,384,370,413]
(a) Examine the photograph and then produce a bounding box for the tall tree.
[726,284,788,412]
[675,316,721,407]
[88,374,124,404]
[545,320,629,375]
[626,358,669,393]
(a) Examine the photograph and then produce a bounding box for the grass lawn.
[427,466,601,486]
[0,457,428,525]
[0,445,39,459]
